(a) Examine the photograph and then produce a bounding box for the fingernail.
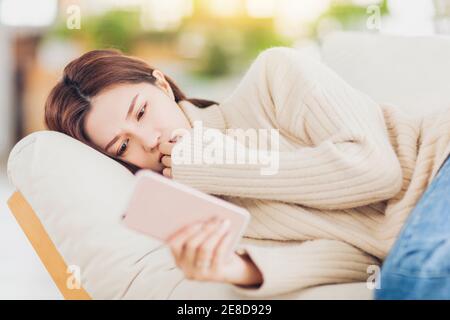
[210,217,220,223]
[170,135,181,143]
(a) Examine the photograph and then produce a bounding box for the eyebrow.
[104,93,139,153]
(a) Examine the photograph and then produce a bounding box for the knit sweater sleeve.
[228,239,380,298]
[171,47,403,209]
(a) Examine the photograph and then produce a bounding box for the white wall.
[0,26,14,163]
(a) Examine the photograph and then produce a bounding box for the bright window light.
[140,0,189,31]
[278,0,330,24]
[0,0,57,27]
[351,0,383,6]
[208,0,242,17]
[245,0,276,18]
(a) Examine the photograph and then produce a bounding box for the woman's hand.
[166,217,263,287]
[158,137,178,179]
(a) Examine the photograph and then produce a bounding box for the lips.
[158,152,164,163]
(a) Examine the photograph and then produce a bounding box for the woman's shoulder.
[256,46,321,71]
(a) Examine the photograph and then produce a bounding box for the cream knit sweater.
[171,47,450,298]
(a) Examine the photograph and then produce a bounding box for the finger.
[167,219,208,243]
[211,229,235,267]
[167,221,205,261]
[182,218,223,268]
[158,141,175,155]
[161,155,171,168]
[169,134,182,143]
[195,219,231,268]
[162,167,172,178]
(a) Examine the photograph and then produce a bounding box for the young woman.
[44,47,450,299]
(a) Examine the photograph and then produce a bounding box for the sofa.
[7,31,450,300]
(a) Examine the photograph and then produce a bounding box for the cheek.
[143,100,187,142]
[163,104,186,126]
[126,144,160,169]
[149,104,177,128]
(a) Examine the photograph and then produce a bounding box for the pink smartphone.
[121,169,250,258]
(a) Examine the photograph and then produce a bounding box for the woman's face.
[84,72,191,173]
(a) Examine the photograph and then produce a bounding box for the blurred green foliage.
[47,0,389,79]
[311,0,389,38]
[49,10,141,53]
[187,20,292,79]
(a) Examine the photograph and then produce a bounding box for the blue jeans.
[375,154,450,299]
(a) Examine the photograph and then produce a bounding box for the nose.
[137,130,161,153]
[124,121,161,153]
[147,132,161,152]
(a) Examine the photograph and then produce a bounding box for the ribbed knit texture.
[171,47,450,298]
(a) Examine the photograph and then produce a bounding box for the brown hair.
[44,49,218,174]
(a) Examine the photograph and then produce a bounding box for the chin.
[139,164,160,173]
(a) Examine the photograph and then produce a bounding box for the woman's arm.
[228,239,380,298]
[171,47,403,210]
[150,216,378,298]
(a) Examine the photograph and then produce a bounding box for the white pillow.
[7,130,188,299]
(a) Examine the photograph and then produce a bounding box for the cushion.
[7,130,373,299]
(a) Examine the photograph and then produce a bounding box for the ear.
[152,69,175,100]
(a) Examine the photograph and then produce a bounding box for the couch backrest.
[320,31,450,116]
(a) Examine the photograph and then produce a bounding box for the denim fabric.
[375,154,450,299]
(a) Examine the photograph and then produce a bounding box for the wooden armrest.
[7,191,92,300]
